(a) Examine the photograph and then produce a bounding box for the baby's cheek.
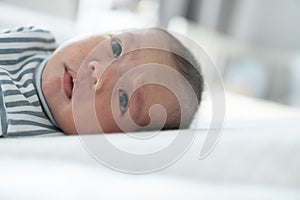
[58,108,77,135]
[96,106,122,133]
[43,77,60,97]
[129,92,149,127]
[94,90,127,133]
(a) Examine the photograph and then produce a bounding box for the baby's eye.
[111,39,122,58]
[119,89,128,113]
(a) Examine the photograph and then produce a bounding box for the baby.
[0,26,203,137]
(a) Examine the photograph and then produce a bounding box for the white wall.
[1,0,78,20]
[229,0,300,50]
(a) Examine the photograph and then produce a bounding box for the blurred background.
[0,0,299,107]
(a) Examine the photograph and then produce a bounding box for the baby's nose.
[88,61,102,85]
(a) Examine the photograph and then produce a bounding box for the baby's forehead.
[114,29,174,63]
[104,29,178,80]
[114,28,163,37]
[115,48,175,78]
[114,29,172,50]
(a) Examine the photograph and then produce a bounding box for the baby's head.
[42,28,203,134]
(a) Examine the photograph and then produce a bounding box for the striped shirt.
[0,26,60,137]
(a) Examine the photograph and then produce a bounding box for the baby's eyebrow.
[116,31,135,47]
[125,31,135,42]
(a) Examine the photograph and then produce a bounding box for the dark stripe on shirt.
[0,47,56,54]
[6,100,40,108]
[0,68,34,83]
[7,110,48,119]
[0,79,34,89]
[0,55,34,65]
[4,89,36,98]
[6,68,35,82]
[0,86,8,135]
[0,37,55,43]
[9,119,57,130]
[5,57,43,74]
[7,129,59,137]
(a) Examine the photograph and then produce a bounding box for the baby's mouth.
[63,67,74,99]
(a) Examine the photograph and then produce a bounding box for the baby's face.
[42,29,179,134]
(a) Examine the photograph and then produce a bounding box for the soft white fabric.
[0,117,300,199]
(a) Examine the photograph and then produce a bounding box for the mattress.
[0,92,300,199]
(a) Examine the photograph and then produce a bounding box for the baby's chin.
[60,125,78,135]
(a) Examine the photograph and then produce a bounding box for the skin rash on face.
[42,29,182,135]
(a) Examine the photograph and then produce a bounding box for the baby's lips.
[63,68,74,99]
[72,77,79,93]
[67,68,77,79]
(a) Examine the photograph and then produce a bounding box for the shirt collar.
[34,56,60,128]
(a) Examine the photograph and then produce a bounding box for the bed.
[1,92,300,200]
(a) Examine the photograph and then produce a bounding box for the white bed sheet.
[1,91,300,200]
[0,157,299,200]
[1,122,300,199]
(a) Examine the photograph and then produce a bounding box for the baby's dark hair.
[156,29,204,129]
